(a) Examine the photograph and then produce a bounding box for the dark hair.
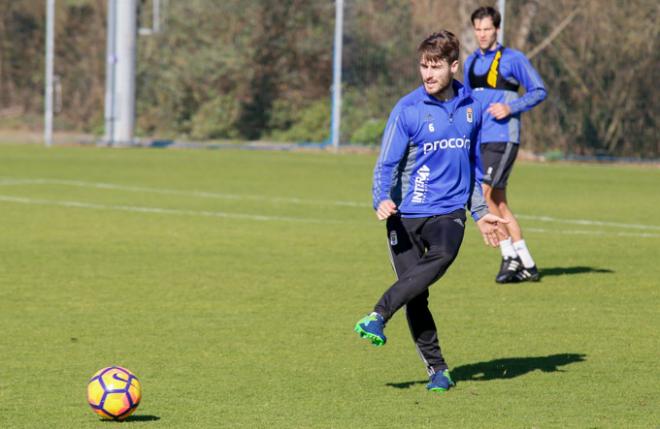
[471,6,501,28]
[417,30,460,64]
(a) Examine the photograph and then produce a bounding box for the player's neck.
[479,41,499,55]
[432,84,456,102]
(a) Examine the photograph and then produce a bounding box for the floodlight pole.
[103,0,117,145]
[104,0,137,146]
[153,0,161,33]
[498,0,506,44]
[44,0,55,147]
[330,0,344,151]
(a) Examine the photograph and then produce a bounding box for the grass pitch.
[0,143,658,428]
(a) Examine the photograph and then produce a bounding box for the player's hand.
[476,213,509,247]
[487,103,511,120]
[376,199,398,221]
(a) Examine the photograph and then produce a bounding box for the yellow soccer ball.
[87,366,142,421]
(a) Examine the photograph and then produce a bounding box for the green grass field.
[0,143,658,428]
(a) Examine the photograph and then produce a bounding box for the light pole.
[104,0,137,146]
[330,0,344,150]
[498,0,506,44]
[44,0,55,147]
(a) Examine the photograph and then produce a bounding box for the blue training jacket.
[372,80,489,221]
[463,44,546,144]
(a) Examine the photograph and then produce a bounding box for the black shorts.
[480,142,519,189]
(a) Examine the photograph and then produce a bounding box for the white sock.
[499,238,518,259]
[513,240,535,268]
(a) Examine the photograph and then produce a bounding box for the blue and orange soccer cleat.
[426,369,455,392]
[354,312,387,346]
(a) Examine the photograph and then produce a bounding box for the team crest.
[389,230,398,246]
[466,107,473,123]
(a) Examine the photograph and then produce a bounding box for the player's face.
[419,57,458,96]
[473,17,498,51]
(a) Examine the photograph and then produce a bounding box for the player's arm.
[462,55,474,92]
[468,171,507,247]
[469,168,509,247]
[506,52,547,115]
[467,106,489,223]
[468,103,508,246]
[372,106,414,221]
[487,52,547,119]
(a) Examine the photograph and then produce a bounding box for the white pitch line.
[0,177,364,207]
[1,177,659,233]
[0,194,658,238]
[525,227,660,239]
[0,195,344,225]
[517,214,660,231]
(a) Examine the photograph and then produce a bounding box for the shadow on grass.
[539,266,614,277]
[102,415,161,422]
[386,353,586,389]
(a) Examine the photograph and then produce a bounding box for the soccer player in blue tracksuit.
[354,31,506,393]
[464,6,547,283]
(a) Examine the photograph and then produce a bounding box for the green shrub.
[267,99,300,131]
[190,96,241,140]
[269,99,330,143]
[350,119,386,145]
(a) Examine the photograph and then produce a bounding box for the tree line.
[0,0,657,158]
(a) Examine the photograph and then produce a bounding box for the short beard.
[426,77,454,100]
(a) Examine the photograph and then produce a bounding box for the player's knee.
[406,291,430,310]
[497,201,512,216]
[425,248,455,267]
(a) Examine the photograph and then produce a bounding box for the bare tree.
[512,0,539,51]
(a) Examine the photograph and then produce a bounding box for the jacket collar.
[476,42,502,57]
[422,80,469,105]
